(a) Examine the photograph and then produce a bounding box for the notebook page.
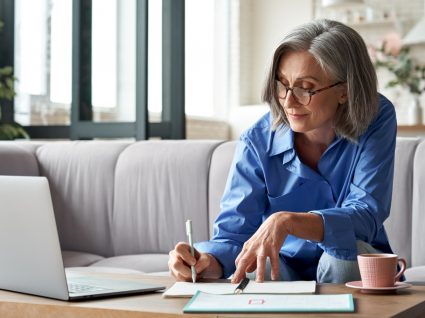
[244,280,316,294]
[163,280,316,298]
[163,282,236,297]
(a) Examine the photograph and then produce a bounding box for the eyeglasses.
[275,81,344,106]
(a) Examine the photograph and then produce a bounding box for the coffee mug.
[357,253,406,288]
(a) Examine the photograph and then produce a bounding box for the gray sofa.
[0,138,424,281]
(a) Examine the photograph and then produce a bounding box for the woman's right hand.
[168,242,223,281]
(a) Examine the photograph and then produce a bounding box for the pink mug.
[357,253,406,288]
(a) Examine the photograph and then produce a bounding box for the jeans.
[245,240,380,283]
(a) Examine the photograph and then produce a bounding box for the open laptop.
[0,175,165,301]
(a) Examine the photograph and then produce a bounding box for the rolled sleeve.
[310,209,358,260]
[194,241,241,278]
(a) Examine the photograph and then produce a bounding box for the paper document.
[184,291,354,313]
[163,280,315,298]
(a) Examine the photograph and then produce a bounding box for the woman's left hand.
[232,212,292,283]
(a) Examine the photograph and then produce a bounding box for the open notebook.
[163,280,316,298]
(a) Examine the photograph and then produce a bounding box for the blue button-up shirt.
[196,94,397,279]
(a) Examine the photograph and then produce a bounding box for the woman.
[168,19,396,284]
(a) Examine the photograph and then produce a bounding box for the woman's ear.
[338,83,348,104]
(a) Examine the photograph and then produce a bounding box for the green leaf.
[0,66,13,75]
[0,65,16,101]
[0,123,30,140]
[386,80,401,88]
[6,77,14,88]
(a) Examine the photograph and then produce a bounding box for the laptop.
[0,175,165,301]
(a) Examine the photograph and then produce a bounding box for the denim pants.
[245,240,380,283]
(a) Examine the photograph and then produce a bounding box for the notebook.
[0,175,165,301]
[184,291,355,313]
[163,280,316,298]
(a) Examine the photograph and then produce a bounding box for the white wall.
[232,0,314,139]
[239,0,314,106]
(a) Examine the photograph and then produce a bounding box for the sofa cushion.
[89,254,170,273]
[384,137,419,267]
[62,250,105,267]
[66,267,142,276]
[208,141,237,238]
[112,140,223,256]
[405,266,425,282]
[0,142,39,176]
[36,141,130,257]
[412,140,425,267]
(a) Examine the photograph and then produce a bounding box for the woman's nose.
[282,90,301,109]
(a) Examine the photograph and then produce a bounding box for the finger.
[235,250,245,267]
[175,242,197,266]
[269,253,280,281]
[245,262,257,273]
[194,253,210,274]
[232,258,248,283]
[231,269,246,284]
[172,270,193,282]
[256,255,267,282]
[194,248,202,260]
[235,243,249,266]
[169,264,187,281]
[170,256,193,277]
[168,249,194,280]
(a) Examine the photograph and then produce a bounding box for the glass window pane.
[92,0,117,109]
[185,0,215,117]
[148,0,162,122]
[14,0,72,125]
[92,0,136,122]
[50,0,72,105]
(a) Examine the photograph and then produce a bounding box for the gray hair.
[262,19,378,142]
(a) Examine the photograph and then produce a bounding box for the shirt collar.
[267,125,345,164]
[268,125,295,164]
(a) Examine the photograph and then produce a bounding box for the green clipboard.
[183,291,355,313]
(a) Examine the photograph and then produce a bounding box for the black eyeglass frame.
[275,81,345,106]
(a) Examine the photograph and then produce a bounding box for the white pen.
[185,219,197,283]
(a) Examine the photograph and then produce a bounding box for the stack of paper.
[163,280,316,298]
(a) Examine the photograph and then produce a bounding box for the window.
[14,0,72,126]
[149,0,232,120]
[185,0,232,119]
[92,0,137,123]
[10,0,229,139]
[14,0,138,125]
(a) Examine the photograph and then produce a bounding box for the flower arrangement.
[370,32,425,96]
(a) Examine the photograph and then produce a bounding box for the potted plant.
[371,32,425,125]
[0,20,29,140]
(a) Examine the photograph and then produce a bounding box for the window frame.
[1,0,185,140]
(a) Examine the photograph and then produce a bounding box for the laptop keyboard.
[68,283,109,294]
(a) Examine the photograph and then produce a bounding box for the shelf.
[397,125,425,132]
[347,19,399,28]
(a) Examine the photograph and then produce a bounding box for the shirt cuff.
[309,209,358,260]
[195,241,242,279]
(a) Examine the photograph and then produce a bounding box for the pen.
[234,277,250,294]
[185,219,197,283]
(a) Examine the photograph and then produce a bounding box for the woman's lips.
[288,113,308,120]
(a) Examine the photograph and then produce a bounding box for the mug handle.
[394,258,407,282]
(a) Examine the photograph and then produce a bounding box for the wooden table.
[1,273,425,318]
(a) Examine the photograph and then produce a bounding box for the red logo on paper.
[248,299,265,305]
